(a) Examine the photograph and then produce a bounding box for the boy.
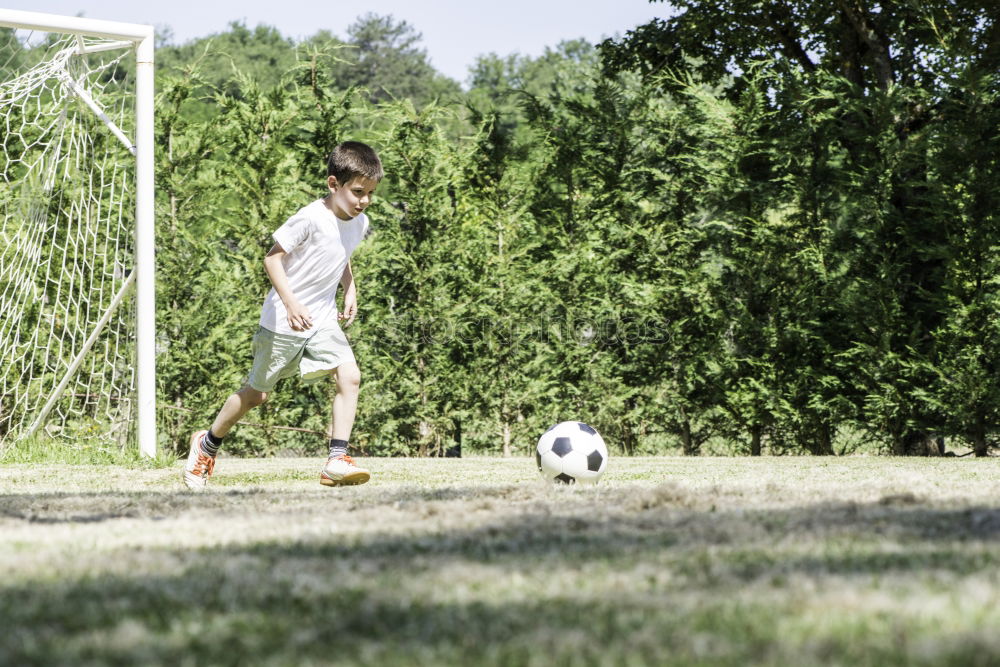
[183,141,382,490]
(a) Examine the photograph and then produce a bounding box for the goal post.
[0,10,156,457]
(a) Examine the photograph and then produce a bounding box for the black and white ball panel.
[536,421,608,484]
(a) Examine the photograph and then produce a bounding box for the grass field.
[2,455,1000,666]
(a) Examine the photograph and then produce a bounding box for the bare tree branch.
[763,5,817,73]
[836,0,895,88]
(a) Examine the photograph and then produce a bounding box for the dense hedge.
[147,8,1000,457]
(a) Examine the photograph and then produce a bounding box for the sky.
[4,1,675,84]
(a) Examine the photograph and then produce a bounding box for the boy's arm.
[339,260,357,326]
[264,243,313,331]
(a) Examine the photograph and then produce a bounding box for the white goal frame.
[0,9,156,457]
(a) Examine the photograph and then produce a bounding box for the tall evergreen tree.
[604,1,1000,455]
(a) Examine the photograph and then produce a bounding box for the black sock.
[201,429,223,457]
[329,438,348,459]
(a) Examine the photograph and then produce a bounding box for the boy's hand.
[286,301,313,331]
[339,289,358,327]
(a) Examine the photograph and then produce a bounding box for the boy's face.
[326,175,378,220]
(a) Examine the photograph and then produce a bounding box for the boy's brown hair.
[327,141,383,185]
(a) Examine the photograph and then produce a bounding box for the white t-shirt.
[259,199,369,337]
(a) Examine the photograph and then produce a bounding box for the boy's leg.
[211,385,270,438]
[184,386,268,490]
[321,362,369,486]
[329,362,360,442]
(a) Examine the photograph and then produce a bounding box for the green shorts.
[246,322,356,392]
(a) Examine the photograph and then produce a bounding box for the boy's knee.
[239,386,269,407]
[337,365,361,392]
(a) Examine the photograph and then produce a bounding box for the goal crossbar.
[0,9,157,457]
[0,10,153,41]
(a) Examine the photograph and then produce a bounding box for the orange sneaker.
[320,454,370,487]
[183,430,216,490]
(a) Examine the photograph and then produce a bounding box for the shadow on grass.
[0,485,527,523]
[1,578,777,667]
[3,485,1000,542]
[4,489,1000,665]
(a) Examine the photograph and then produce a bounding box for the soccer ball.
[536,421,608,485]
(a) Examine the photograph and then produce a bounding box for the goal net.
[0,11,155,457]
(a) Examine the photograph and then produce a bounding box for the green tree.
[327,14,460,106]
[158,22,297,97]
[604,1,1000,455]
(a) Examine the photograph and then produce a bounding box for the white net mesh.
[0,28,137,449]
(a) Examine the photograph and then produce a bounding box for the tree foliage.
[10,7,998,457]
[599,1,1000,456]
